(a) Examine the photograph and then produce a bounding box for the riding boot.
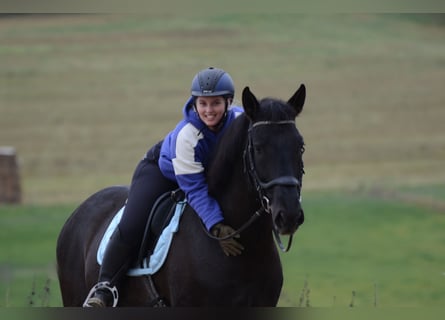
[83,227,135,307]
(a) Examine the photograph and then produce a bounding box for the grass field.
[1,188,445,307]
[1,13,445,307]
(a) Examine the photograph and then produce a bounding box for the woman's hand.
[211,223,244,256]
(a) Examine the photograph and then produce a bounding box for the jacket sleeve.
[171,124,224,231]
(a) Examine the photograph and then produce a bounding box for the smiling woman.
[191,67,235,131]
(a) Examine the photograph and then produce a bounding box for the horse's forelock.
[257,98,296,122]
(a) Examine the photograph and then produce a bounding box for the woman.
[84,67,244,307]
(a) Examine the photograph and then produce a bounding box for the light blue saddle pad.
[97,200,187,276]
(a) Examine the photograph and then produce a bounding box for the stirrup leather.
[83,281,119,307]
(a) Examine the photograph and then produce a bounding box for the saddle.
[136,189,186,264]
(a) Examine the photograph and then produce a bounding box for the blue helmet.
[191,67,235,98]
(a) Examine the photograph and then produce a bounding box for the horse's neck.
[208,116,270,235]
[207,131,275,249]
[214,162,264,231]
[217,179,274,250]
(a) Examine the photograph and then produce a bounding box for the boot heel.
[83,281,119,307]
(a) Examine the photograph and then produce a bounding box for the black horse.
[56,85,306,306]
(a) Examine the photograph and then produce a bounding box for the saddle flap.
[96,189,187,276]
[137,189,185,263]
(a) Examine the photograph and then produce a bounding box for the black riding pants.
[117,142,178,247]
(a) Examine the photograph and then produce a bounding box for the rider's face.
[195,96,227,131]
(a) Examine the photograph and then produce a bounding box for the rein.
[202,207,267,241]
[202,119,299,252]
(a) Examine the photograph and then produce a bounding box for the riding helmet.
[191,67,235,98]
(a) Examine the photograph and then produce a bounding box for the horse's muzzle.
[273,207,304,235]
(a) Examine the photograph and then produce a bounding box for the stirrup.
[83,281,119,307]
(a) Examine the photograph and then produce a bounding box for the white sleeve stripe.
[173,123,204,175]
[172,158,203,175]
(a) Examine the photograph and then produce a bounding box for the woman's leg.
[118,158,177,247]
[84,144,177,307]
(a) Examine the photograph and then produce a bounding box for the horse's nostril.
[274,212,285,228]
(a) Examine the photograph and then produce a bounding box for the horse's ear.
[288,84,306,117]
[242,86,260,120]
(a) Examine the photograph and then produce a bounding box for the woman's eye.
[212,101,223,107]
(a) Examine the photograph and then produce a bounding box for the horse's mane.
[206,113,250,193]
[207,98,297,193]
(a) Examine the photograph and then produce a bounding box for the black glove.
[211,223,244,256]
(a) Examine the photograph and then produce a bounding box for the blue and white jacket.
[159,96,243,231]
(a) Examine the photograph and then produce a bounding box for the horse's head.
[242,85,306,235]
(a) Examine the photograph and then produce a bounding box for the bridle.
[244,120,301,252]
[203,119,302,252]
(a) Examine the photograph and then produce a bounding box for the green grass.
[1,186,445,307]
[0,204,74,307]
[278,188,445,307]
